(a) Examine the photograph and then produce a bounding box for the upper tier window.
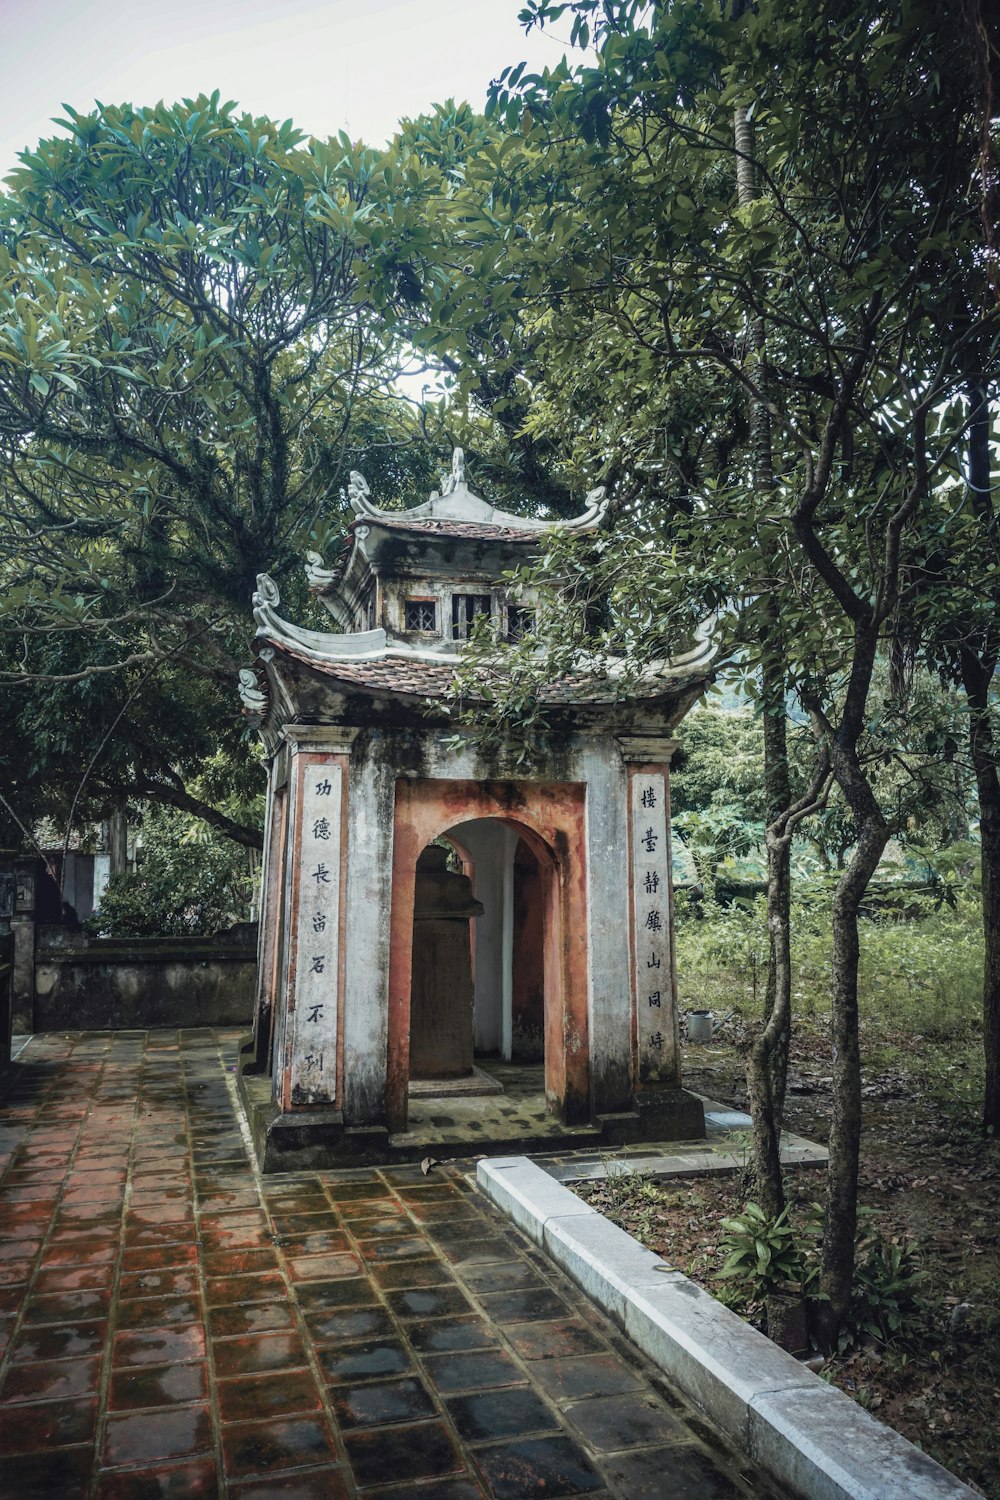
[452,594,492,641]
[404,598,438,632]
[506,606,536,643]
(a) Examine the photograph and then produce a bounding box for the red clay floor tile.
[225,1468,352,1499]
[102,1403,213,1468]
[123,1223,197,1251]
[221,1415,341,1479]
[0,1030,787,1500]
[108,1361,208,1411]
[39,1240,118,1269]
[0,1394,98,1451]
[112,1324,205,1368]
[285,1253,361,1283]
[329,1375,437,1429]
[202,1246,280,1278]
[341,1419,465,1488]
[0,1442,93,1498]
[211,1331,310,1378]
[0,1354,103,1404]
[205,1272,289,1307]
[91,1457,218,1498]
[22,1288,112,1324]
[118,1267,199,1300]
[217,1369,324,1424]
[9,1320,107,1362]
[208,1302,297,1339]
[116,1294,202,1330]
[32,1264,116,1296]
[121,1243,198,1274]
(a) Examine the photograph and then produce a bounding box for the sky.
[0,0,573,178]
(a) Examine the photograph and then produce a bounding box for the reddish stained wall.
[387,780,590,1132]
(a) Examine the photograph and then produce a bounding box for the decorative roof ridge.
[253,572,388,659]
[346,448,609,534]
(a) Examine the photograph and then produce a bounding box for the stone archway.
[436,820,547,1069]
[386,780,589,1133]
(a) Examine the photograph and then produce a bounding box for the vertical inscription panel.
[288,761,342,1106]
[630,772,673,1084]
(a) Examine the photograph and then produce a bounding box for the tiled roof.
[266,640,696,707]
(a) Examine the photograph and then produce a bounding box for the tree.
[410,0,997,1339]
[0,94,447,848]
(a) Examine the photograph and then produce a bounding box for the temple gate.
[238,452,714,1169]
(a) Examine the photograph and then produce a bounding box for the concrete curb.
[478,1156,976,1500]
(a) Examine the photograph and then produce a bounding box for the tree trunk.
[960,646,1000,1134]
[733,100,793,1219]
[815,728,889,1344]
[959,383,1000,1134]
[747,649,793,1218]
[109,806,128,878]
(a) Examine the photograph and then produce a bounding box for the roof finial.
[441,447,465,497]
[347,471,372,515]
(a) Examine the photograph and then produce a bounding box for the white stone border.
[477,1156,976,1500]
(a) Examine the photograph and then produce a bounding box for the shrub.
[846,1211,926,1349]
[716,1201,811,1301]
[87,808,256,938]
[715,1199,923,1351]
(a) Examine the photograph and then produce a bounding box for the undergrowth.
[675,892,983,1038]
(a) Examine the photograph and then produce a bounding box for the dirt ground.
[579,1018,1000,1498]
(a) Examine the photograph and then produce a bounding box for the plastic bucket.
[686,1010,715,1043]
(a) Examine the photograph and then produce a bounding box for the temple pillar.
[271,725,355,1113]
[617,733,705,1138]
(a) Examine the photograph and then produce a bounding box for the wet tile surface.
[0,1030,788,1499]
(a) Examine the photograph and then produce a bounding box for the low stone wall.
[33,926,257,1032]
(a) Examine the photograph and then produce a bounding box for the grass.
[675,891,984,1040]
[592,895,999,1494]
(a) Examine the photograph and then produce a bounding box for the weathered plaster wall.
[511,843,545,1062]
[576,739,633,1114]
[10,917,35,1033]
[243,775,286,1075]
[256,722,685,1142]
[327,727,643,1129]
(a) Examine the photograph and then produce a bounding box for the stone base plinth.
[239,1060,709,1171]
[630,1087,706,1142]
[240,1073,392,1173]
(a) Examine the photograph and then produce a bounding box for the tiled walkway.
[0,1030,787,1500]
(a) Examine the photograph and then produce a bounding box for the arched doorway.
[387,780,590,1133]
[406,823,549,1087]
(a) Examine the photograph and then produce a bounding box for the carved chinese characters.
[288,763,342,1105]
[631,772,674,1083]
